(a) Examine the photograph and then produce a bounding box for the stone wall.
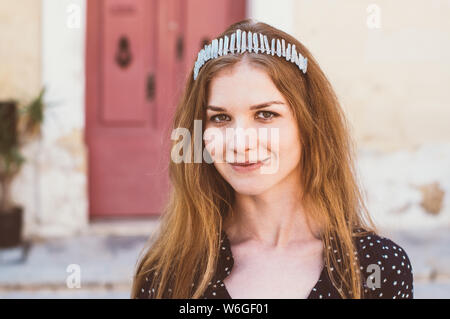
[250,0,450,230]
[1,0,88,239]
[0,0,42,101]
[1,0,449,239]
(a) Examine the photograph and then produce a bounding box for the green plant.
[0,87,45,213]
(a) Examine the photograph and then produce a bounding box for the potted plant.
[0,88,45,248]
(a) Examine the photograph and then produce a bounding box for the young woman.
[131,19,413,299]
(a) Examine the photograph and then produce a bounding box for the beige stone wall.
[250,0,450,230]
[0,0,45,237]
[1,0,89,239]
[2,1,449,237]
[0,0,42,102]
[291,0,450,153]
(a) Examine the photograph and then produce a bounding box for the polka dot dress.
[137,228,413,299]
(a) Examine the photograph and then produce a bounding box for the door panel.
[86,0,246,218]
[101,0,148,124]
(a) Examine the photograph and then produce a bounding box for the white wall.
[247,0,296,35]
[9,0,449,238]
[248,0,450,231]
[18,0,89,238]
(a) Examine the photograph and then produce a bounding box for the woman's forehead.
[207,63,285,110]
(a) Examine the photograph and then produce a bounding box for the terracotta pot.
[0,205,23,248]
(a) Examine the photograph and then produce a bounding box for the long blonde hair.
[131,19,378,299]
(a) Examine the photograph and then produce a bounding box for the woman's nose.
[225,121,259,162]
[234,127,249,151]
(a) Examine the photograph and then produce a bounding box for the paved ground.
[0,233,147,298]
[0,221,449,299]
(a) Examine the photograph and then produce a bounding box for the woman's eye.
[210,114,230,123]
[256,111,278,120]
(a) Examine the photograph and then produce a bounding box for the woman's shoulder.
[134,269,159,299]
[351,228,414,298]
[134,268,175,299]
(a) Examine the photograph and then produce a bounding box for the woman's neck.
[223,171,321,249]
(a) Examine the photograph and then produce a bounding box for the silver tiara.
[193,29,308,80]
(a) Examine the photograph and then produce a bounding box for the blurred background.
[0,0,449,298]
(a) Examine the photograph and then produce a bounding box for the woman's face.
[204,61,302,195]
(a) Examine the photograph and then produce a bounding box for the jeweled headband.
[193,28,308,80]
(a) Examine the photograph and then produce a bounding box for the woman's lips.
[228,158,270,173]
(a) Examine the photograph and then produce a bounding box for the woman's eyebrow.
[206,101,285,112]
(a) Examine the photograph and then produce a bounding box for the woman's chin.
[229,180,273,196]
[215,164,280,195]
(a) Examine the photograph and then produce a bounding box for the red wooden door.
[86,0,246,218]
